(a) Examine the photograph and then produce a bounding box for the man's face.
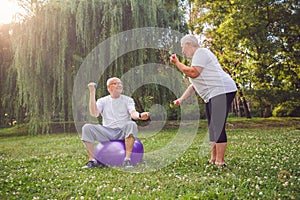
[108,78,123,95]
[181,43,193,58]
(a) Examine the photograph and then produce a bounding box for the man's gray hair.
[106,77,120,86]
[181,34,200,47]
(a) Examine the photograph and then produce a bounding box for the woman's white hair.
[181,34,199,47]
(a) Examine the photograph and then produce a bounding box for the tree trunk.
[233,96,241,117]
[241,96,252,118]
[135,97,145,113]
[238,89,251,118]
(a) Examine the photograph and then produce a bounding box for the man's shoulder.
[97,95,110,102]
[120,95,133,101]
[196,48,210,54]
[120,94,131,98]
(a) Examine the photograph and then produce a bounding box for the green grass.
[0,119,300,199]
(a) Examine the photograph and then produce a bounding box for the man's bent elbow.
[182,69,199,79]
[188,72,200,79]
[90,112,99,118]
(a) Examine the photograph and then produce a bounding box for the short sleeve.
[127,97,136,113]
[191,48,210,68]
[96,98,104,113]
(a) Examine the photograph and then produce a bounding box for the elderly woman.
[170,34,237,167]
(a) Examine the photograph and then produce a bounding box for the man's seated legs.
[81,124,123,168]
[120,121,138,168]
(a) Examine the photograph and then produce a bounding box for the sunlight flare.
[0,0,25,24]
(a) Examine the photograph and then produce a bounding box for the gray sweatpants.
[81,121,138,144]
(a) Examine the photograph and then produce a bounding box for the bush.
[272,100,300,117]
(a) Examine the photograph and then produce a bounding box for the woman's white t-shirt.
[189,48,237,103]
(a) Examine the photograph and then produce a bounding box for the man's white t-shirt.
[96,95,135,128]
[189,48,237,103]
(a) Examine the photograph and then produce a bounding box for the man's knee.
[81,124,96,143]
[126,121,138,128]
[122,121,138,139]
[125,133,135,140]
[82,124,92,135]
[124,121,138,130]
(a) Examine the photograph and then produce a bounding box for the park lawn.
[0,118,299,199]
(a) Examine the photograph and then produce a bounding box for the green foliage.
[181,103,206,120]
[188,0,300,91]
[272,100,300,117]
[2,0,299,133]
[245,89,300,117]
[188,0,300,118]
[0,24,15,127]
[0,0,187,134]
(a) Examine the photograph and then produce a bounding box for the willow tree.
[0,24,16,127]
[10,1,74,133]
[8,0,187,134]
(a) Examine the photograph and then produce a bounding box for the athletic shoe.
[123,159,133,169]
[82,160,99,169]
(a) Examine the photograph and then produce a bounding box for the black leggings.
[205,91,236,143]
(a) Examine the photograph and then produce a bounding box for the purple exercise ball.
[94,138,144,166]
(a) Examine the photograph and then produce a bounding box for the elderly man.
[81,77,149,168]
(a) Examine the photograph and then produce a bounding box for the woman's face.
[181,43,194,58]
